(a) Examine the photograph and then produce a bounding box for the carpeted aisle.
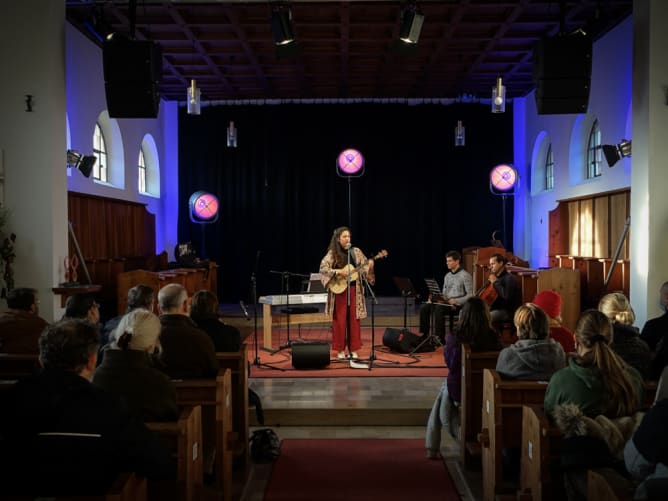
[264,439,460,500]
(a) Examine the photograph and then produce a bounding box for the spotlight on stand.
[336,148,365,177]
[602,139,631,168]
[66,150,97,178]
[492,77,506,113]
[399,5,424,44]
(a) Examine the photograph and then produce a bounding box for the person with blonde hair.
[93,309,178,422]
[495,303,566,380]
[599,292,650,379]
[545,309,644,418]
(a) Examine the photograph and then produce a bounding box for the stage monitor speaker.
[532,33,592,115]
[103,39,162,118]
[291,342,330,369]
[382,327,422,354]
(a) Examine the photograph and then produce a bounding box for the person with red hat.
[532,290,575,353]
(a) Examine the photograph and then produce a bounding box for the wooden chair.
[145,405,203,501]
[216,350,250,477]
[478,369,549,501]
[460,343,500,469]
[0,353,40,379]
[173,368,234,501]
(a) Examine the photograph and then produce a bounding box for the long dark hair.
[456,297,495,349]
[327,226,350,268]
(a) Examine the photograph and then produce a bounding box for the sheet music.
[424,278,447,303]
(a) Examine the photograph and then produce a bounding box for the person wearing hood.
[599,292,651,379]
[495,303,566,380]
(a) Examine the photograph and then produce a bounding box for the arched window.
[93,122,108,182]
[545,144,554,190]
[586,120,602,179]
[138,149,147,194]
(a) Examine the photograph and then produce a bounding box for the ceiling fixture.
[491,77,506,113]
[66,150,97,178]
[454,121,465,147]
[399,4,424,44]
[227,121,238,148]
[271,6,295,46]
[187,79,201,115]
[602,140,631,167]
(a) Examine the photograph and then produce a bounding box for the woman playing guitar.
[319,226,381,360]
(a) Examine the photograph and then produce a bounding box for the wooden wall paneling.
[568,201,579,256]
[536,267,580,332]
[548,205,569,258]
[580,199,594,257]
[573,257,604,310]
[594,196,609,257]
[610,192,630,260]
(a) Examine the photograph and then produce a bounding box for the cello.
[476,280,498,306]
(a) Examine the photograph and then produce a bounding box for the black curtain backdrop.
[177,102,514,303]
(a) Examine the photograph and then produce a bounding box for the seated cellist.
[480,253,521,324]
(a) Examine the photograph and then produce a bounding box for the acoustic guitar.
[327,249,388,294]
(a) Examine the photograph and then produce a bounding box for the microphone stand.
[360,271,392,370]
[345,245,352,359]
[249,267,280,370]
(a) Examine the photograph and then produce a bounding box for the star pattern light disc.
[337,148,364,176]
[490,164,518,192]
[189,191,220,223]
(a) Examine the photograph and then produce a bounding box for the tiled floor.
[240,376,481,501]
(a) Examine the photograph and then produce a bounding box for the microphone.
[239,300,250,320]
[345,243,352,250]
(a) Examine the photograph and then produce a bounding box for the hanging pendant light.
[454,120,465,147]
[491,77,506,113]
[187,79,201,115]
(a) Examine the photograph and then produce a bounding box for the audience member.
[0,319,173,496]
[418,250,473,344]
[641,281,668,380]
[93,309,178,422]
[425,297,501,459]
[624,399,668,500]
[190,289,242,352]
[157,283,218,379]
[101,284,155,346]
[599,292,651,379]
[544,309,644,418]
[0,287,48,353]
[532,290,575,353]
[62,293,100,325]
[495,303,566,380]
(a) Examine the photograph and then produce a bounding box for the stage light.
[492,77,506,113]
[454,121,465,147]
[271,7,295,46]
[227,121,237,148]
[66,150,97,178]
[187,79,201,115]
[399,5,424,44]
[490,164,518,193]
[336,148,364,177]
[602,139,631,168]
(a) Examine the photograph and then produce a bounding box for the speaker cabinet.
[382,328,422,353]
[533,34,592,115]
[291,342,331,369]
[103,39,162,118]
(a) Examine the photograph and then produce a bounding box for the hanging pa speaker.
[382,328,422,353]
[532,33,592,115]
[291,342,331,369]
[103,39,162,118]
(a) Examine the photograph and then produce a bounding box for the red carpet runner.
[264,438,460,500]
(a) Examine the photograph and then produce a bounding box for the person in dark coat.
[190,289,242,352]
[599,292,651,379]
[640,281,668,379]
[93,309,177,422]
[157,283,218,379]
[0,319,174,496]
[0,287,48,353]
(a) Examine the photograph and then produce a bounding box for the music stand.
[392,276,416,330]
[424,277,457,337]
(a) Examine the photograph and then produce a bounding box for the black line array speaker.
[533,33,592,115]
[382,327,422,354]
[291,342,331,369]
[103,39,162,118]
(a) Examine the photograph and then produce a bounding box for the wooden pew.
[145,405,203,501]
[6,472,147,500]
[460,343,500,469]
[216,350,250,478]
[173,368,234,501]
[0,353,40,379]
[478,369,549,501]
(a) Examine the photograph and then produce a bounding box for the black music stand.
[425,277,457,336]
[392,276,416,330]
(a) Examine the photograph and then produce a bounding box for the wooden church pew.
[0,353,40,380]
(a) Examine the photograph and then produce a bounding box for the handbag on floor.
[250,428,281,463]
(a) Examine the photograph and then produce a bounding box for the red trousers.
[332,285,362,352]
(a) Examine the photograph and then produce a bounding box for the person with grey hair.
[0,319,174,496]
[0,287,48,353]
[157,283,218,379]
[101,284,155,346]
[94,309,178,422]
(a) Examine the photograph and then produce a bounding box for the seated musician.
[484,253,521,324]
[419,250,473,344]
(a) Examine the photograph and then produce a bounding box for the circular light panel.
[490,164,518,192]
[337,148,365,176]
[189,191,220,223]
